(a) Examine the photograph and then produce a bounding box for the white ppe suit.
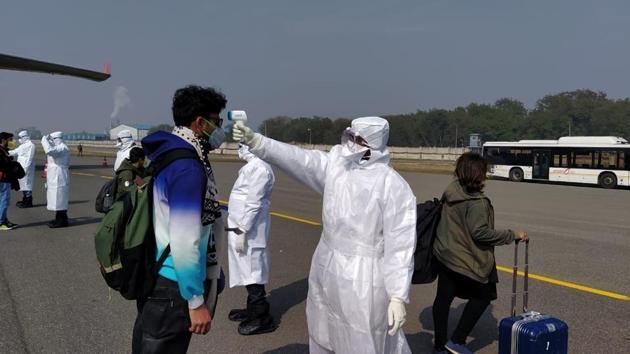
[246,117,417,354]
[41,133,70,211]
[227,145,275,287]
[9,131,36,191]
[114,130,136,171]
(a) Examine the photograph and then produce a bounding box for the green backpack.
[94,148,201,300]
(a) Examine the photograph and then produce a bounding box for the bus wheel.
[509,168,524,182]
[599,172,617,189]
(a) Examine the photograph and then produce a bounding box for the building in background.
[109,123,152,141]
[468,133,482,153]
[65,132,109,141]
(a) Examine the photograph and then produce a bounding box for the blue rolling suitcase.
[498,241,569,354]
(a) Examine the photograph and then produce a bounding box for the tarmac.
[0,156,629,353]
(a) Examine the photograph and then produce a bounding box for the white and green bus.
[482,136,630,188]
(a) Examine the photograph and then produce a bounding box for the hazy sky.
[2,0,629,134]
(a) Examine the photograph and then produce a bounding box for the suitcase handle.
[510,239,529,317]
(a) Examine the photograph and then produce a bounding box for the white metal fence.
[54,141,467,162]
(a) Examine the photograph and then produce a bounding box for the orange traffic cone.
[101,156,108,167]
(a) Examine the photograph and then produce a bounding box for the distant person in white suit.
[9,130,36,208]
[114,129,137,171]
[41,131,70,228]
[226,143,277,336]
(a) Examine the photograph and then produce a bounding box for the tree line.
[257,90,630,147]
[17,89,627,147]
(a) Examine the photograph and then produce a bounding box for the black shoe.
[20,197,33,208]
[237,315,278,336]
[16,201,24,207]
[229,308,249,322]
[48,220,68,228]
[49,211,69,228]
[5,221,18,229]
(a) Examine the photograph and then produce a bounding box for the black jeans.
[432,267,491,350]
[132,277,193,354]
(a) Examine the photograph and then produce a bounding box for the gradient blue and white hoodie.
[142,131,210,309]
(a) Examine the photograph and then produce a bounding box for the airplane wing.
[0,53,110,82]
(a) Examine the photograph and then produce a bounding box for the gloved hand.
[232,121,260,147]
[232,230,245,253]
[387,297,407,336]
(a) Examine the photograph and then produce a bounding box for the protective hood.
[117,129,134,147]
[341,117,390,167]
[18,130,30,144]
[50,131,64,144]
[238,143,256,162]
[351,116,389,150]
[141,130,197,162]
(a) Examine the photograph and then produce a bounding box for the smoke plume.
[110,86,131,119]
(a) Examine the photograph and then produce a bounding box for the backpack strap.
[148,148,203,273]
[147,148,200,177]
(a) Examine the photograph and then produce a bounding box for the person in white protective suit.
[114,129,137,171]
[226,143,277,336]
[9,130,36,208]
[233,117,417,354]
[41,132,70,228]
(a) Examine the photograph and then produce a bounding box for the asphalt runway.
[0,156,629,353]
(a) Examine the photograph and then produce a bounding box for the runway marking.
[72,172,101,177]
[495,266,630,301]
[218,199,322,226]
[72,172,112,180]
[77,171,629,301]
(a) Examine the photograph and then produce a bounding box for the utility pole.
[568,119,572,136]
[307,128,312,145]
[455,123,458,147]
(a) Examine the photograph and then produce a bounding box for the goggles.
[341,128,371,149]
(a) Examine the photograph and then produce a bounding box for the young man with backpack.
[132,85,227,354]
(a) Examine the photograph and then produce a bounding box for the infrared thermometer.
[227,110,247,124]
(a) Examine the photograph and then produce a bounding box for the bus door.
[533,150,551,179]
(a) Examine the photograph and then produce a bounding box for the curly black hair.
[172,85,227,127]
[128,146,145,163]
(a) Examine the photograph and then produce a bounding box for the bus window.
[574,150,594,168]
[619,151,627,170]
[485,148,500,164]
[599,151,617,169]
[552,151,570,167]
[485,147,532,165]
